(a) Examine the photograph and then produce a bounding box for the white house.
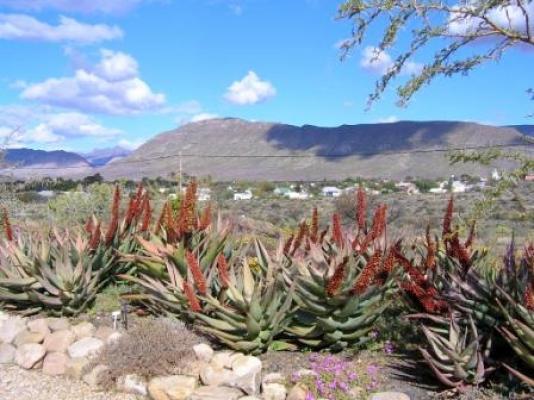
[234,190,253,201]
[198,188,211,202]
[395,181,420,195]
[429,179,469,194]
[321,186,342,197]
[286,191,310,200]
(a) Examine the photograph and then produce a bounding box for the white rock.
[0,343,16,363]
[44,329,76,353]
[15,343,46,369]
[13,330,45,346]
[71,321,96,339]
[83,364,109,388]
[117,374,148,396]
[262,383,287,400]
[148,375,198,400]
[193,343,214,362]
[47,318,70,331]
[106,331,123,345]
[200,364,236,386]
[189,386,244,400]
[42,352,69,375]
[287,384,308,400]
[211,351,235,369]
[27,318,50,336]
[0,317,26,344]
[68,337,104,358]
[94,326,114,341]
[370,392,411,400]
[231,355,262,376]
[262,372,284,386]
[65,356,90,379]
[238,397,261,400]
[229,355,262,395]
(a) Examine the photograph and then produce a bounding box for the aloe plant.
[0,231,114,316]
[418,314,494,389]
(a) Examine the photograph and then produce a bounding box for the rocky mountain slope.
[101,119,531,181]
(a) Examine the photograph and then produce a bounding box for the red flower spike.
[326,259,347,297]
[105,186,120,245]
[2,208,13,241]
[352,250,382,295]
[291,221,308,255]
[198,203,212,231]
[186,250,207,295]
[216,254,230,288]
[89,222,101,250]
[140,194,151,232]
[442,196,454,237]
[332,213,343,248]
[183,281,202,312]
[356,185,367,232]
[310,207,319,243]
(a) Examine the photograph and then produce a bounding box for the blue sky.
[0,0,532,153]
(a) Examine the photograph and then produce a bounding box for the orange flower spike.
[105,185,120,245]
[2,207,13,241]
[332,213,343,248]
[89,222,101,250]
[183,281,202,312]
[291,221,308,255]
[524,283,534,311]
[198,203,212,231]
[216,254,230,288]
[443,195,454,237]
[464,222,476,249]
[310,207,319,243]
[425,226,436,270]
[352,250,381,295]
[140,195,151,232]
[186,250,207,295]
[155,202,168,235]
[383,249,396,274]
[356,185,367,232]
[326,259,347,297]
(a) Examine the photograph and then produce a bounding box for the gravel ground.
[0,364,140,400]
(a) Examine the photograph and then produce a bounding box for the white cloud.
[448,3,534,38]
[189,113,219,123]
[0,14,123,43]
[376,116,399,124]
[118,138,145,151]
[224,71,277,105]
[360,46,422,76]
[21,49,165,115]
[0,105,122,146]
[0,0,143,14]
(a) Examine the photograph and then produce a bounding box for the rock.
[71,322,96,339]
[148,375,198,400]
[42,352,69,375]
[262,372,284,386]
[117,374,148,396]
[287,384,309,400]
[370,392,411,400]
[15,343,46,369]
[106,331,123,345]
[65,356,91,379]
[94,326,114,341]
[47,317,70,331]
[27,318,50,336]
[262,383,287,400]
[200,364,236,386]
[189,386,244,400]
[44,329,76,353]
[83,364,109,388]
[228,355,262,395]
[0,317,26,344]
[13,330,45,346]
[0,343,16,363]
[68,337,104,358]
[193,343,214,362]
[183,360,207,378]
[238,397,261,400]
[211,351,235,369]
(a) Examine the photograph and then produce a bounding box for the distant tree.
[82,173,104,187]
[338,1,534,107]
[414,178,438,193]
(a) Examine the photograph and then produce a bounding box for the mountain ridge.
[100,119,532,181]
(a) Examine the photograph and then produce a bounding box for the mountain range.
[100,119,532,181]
[1,119,532,181]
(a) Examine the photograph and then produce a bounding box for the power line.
[1,141,532,171]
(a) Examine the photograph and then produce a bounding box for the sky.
[0,0,532,153]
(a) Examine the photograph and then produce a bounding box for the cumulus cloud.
[360,46,422,76]
[376,116,399,124]
[224,71,276,105]
[0,0,143,14]
[118,138,146,151]
[21,49,165,115]
[448,2,534,38]
[189,113,219,123]
[0,105,122,146]
[0,14,123,43]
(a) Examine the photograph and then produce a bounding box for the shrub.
[96,318,201,388]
